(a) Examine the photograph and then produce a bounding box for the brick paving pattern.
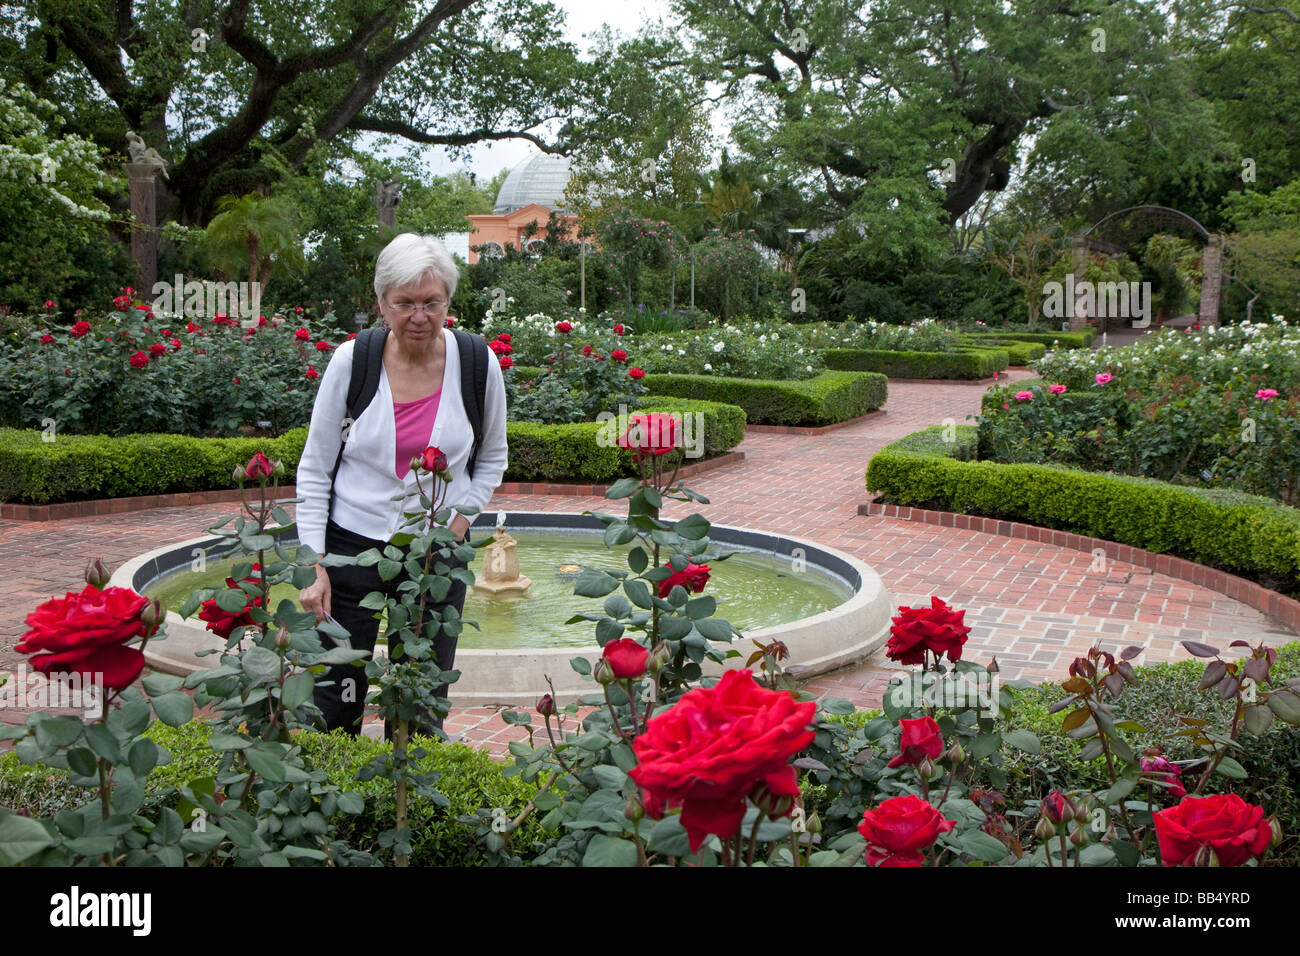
[2,367,1292,759]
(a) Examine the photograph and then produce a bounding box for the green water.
[147,531,852,649]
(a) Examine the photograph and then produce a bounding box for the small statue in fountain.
[471,511,532,595]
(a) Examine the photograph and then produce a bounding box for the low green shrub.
[0,398,746,502]
[866,425,1300,590]
[965,328,1097,349]
[824,347,1008,379]
[0,720,550,866]
[956,336,1046,365]
[643,370,887,426]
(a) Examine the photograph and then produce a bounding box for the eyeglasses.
[387,299,449,318]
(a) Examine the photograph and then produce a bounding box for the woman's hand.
[450,513,471,542]
[299,563,332,622]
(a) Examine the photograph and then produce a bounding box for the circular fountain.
[111,512,895,705]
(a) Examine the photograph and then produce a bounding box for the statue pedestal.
[471,531,531,596]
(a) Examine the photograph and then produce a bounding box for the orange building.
[465,152,583,264]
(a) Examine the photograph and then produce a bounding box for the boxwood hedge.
[964,328,1097,349]
[866,424,1300,588]
[824,347,1009,380]
[642,370,887,426]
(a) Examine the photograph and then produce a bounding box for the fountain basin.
[111,512,895,706]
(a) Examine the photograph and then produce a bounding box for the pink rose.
[1050,384,1067,394]
[1095,373,1113,386]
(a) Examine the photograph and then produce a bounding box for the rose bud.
[623,794,644,822]
[646,641,670,676]
[1040,789,1075,825]
[748,781,796,818]
[275,626,291,649]
[271,458,285,478]
[917,756,937,780]
[1035,815,1058,843]
[536,693,556,718]
[85,557,110,590]
[944,741,966,765]
[1069,824,1088,847]
[245,451,274,481]
[806,811,822,834]
[593,657,616,685]
[232,463,246,484]
[986,656,999,674]
[1270,815,1284,848]
[141,598,163,630]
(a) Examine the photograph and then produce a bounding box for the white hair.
[373,233,460,305]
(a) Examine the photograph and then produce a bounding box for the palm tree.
[204,192,305,294]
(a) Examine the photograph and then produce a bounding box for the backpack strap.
[453,327,490,480]
[327,326,388,523]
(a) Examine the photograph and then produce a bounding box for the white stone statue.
[126,131,170,180]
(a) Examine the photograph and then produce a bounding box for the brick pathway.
[2,368,1292,759]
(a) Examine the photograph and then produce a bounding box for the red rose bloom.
[129,351,150,369]
[419,446,448,473]
[496,333,511,343]
[70,321,91,337]
[1154,794,1272,867]
[555,321,572,334]
[170,338,182,351]
[113,294,132,310]
[885,596,971,666]
[259,316,268,326]
[887,716,944,768]
[611,348,628,362]
[295,327,310,341]
[316,340,331,351]
[602,637,649,679]
[40,333,54,343]
[305,365,319,380]
[657,562,711,598]
[149,342,167,356]
[295,306,303,314]
[618,413,678,457]
[245,451,274,480]
[629,669,817,852]
[628,367,646,380]
[858,794,956,867]
[1041,789,1075,824]
[499,355,514,369]
[347,332,357,340]
[186,321,202,333]
[613,324,625,335]
[445,316,455,327]
[198,563,265,639]
[16,585,151,690]
[582,344,593,356]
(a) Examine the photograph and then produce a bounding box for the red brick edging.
[858,501,1300,632]
[746,410,885,436]
[0,452,748,521]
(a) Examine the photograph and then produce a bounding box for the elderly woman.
[296,233,508,737]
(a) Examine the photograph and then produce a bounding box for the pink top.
[393,388,442,479]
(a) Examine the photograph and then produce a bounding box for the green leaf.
[243,745,287,783]
[85,723,122,763]
[1244,704,1274,735]
[66,747,97,777]
[570,656,592,676]
[128,739,161,776]
[0,814,55,865]
[1102,776,1139,804]
[959,829,1009,863]
[605,477,641,499]
[971,732,1001,760]
[1267,689,1300,725]
[658,616,693,641]
[624,578,653,609]
[592,764,627,791]
[108,700,151,737]
[281,672,314,711]
[34,715,83,750]
[337,791,365,815]
[595,617,625,644]
[627,546,649,573]
[685,596,716,620]
[151,692,194,727]
[694,618,734,641]
[241,646,282,684]
[574,568,620,598]
[603,594,633,619]
[141,673,184,696]
[1002,729,1040,754]
[674,514,710,540]
[1078,843,1117,866]
[819,697,855,715]
[582,834,638,867]
[377,559,403,581]
[647,816,691,856]
[1214,756,1248,779]
[604,522,637,547]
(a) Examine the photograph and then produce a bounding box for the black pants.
[313,518,470,739]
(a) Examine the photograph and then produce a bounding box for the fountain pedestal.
[472,531,532,595]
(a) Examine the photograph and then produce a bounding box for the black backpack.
[327,326,490,520]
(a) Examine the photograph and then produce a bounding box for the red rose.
[198,563,265,639]
[618,413,678,457]
[347,331,357,340]
[611,348,628,362]
[40,333,54,344]
[305,365,319,380]
[43,299,54,308]
[259,316,268,326]
[170,338,182,350]
[295,327,310,341]
[499,355,514,369]
[113,294,132,310]
[445,316,455,327]
[885,596,970,666]
[129,351,150,369]
[858,794,956,867]
[316,340,331,351]
[245,451,274,480]
[628,367,646,380]
[419,446,448,473]
[658,562,711,598]
[295,305,303,313]
[186,321,202,333]
[602,637,649,679]
[1141,755,1187,800]
[555,321,572,334]
[582,344,593,356]
[149,342,167,356]
[629,669,817,852]
[613,324,625,335]
[887,716,944,768]
[1154,794,1271,867]
[489,339,508,355]
[17,585,150,691]
[496,333,511,343]
[234,378,241,385]
[1040,789,1075,824]
[70,321,91,337]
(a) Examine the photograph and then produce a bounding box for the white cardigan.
[295,327,509,556]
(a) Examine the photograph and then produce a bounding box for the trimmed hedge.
[866,425,1300,588]
[643,370,887,426]
[0,720,550,866]
[824,347,1009,380]
[955,336,1046,365]
[965,328,1097,349]
[0,398,746,503]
